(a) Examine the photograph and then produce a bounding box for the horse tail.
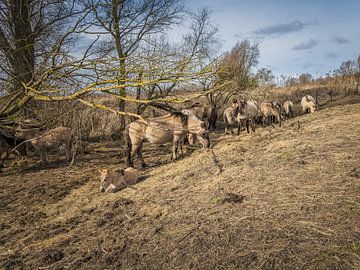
[223,111,230,132]
[124,125,133,167]
[223,111,227,126]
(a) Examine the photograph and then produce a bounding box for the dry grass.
[1,102,360,269]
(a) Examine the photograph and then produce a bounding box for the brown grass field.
[1,98,360,269]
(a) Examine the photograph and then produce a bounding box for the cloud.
[324,52,338,58]
[331,36,350,44]
[301,62,316,69]
[293,39,319,50]
[253,20,315,37]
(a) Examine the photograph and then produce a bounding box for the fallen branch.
[207,148,223,175]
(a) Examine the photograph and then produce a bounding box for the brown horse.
[99,167,139,193]
[190,103,213,125]
[260,102,282,128]
[15,126,74,164]
[124,112,210,168]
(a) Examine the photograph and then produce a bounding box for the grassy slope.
[1,103,360,269]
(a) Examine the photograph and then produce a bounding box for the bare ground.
[1,103,360,269]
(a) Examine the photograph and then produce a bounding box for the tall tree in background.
[84,0,185,128]
[132,6,218,116]
[298,73,313,84]
[336,60,356,77]
[255,68,274,86]
[205,40,259,129]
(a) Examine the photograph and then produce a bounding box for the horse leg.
[172,136,180,161]
[179,138,184,155]
[251,119,256,132]
[65,142,72,162]
[224,117,228,134]
[268,116,275,128]
[237,120,241,135]
[130,143,141,168]
[0,151,6,170]
[229,118,234,135]
[136,142,147,168]
[278,115,282,127]
[246,120,250,133]
[39,150,44,164]
[44,149,50,164]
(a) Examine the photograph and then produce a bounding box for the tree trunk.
[209,107,218,130]
[118,57,126,130]
[0,0,35,121]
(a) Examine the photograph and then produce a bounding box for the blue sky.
[180,0,360,78]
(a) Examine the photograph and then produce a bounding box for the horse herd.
[0,94,316,192]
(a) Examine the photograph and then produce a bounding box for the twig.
[207,149,223,174]
[0,198,17,208]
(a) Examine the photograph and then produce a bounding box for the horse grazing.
[260,102,282,127]
[99,167,139,193]
[236,100,261,135]
[124,112,210,168]
[283,100,294,118]
[223,106,238,135]
[301,95,316,114]
[189,102,213,129]
[15,126,74,164]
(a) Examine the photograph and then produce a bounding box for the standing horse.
[15,126,74,164]
[124,112,210,168]
[283,100,294,118]
[236,100,261,134]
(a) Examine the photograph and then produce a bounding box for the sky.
[177,0,360,78]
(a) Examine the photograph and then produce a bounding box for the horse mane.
[190,102,201,108]
[170,111,188,126]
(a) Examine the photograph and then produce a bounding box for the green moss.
[343,242,360,252]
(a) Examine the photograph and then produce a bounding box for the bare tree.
[356,55,360,94]
[0,0,90,122]
[255,68,275,86]
[335,60,356,77]
[205,40,259,129]
[298,73,312,84]
[0,1,220,131]
[132,7,218,115]
[84,0,185,128]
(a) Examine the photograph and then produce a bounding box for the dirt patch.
[218,193,245,204]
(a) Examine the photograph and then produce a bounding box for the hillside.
[1,103,360,269]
